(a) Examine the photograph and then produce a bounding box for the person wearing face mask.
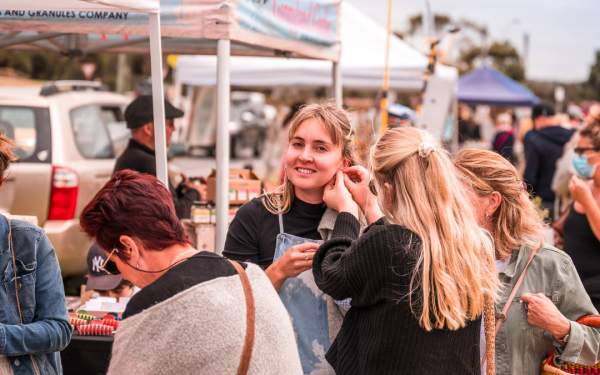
[554,113,600,311]
[223,101,361,374]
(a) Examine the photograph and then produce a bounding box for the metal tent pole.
[82,37,150,54]
[379,0,393,134]
[116,53,127,93]
[0,32,67,48]
[332,61,342,107]
[215,39,231,255]
[149,12,169,188]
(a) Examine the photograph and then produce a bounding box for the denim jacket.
[0,216,72,375]
[494,243,600,375]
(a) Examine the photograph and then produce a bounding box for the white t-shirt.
[480,256,512,374]
[0,356,14,375]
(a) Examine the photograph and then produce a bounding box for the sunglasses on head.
[102,247,122,276]
[574,147,600,156]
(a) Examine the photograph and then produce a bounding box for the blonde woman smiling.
[224,101,359,374]
[313,127,498,374]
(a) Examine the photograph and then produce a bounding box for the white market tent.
[0,0,343,253]
[7,0,170,191]
[175,2,458,91]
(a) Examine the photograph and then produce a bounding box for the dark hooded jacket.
[524,126,575,202]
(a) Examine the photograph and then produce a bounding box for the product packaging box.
[206,169,261,205]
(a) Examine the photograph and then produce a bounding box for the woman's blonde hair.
[454,149,545,260]
[370,127,498,331]
[263,100,358,214]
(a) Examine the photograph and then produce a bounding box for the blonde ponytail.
[370,127,498,331]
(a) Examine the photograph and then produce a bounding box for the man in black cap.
[524,102,575,221]
[114,95,205,219]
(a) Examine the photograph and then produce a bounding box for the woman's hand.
[265,242,320,291]
[342,166,384,225]
[569,175,594,207]
[521,293,571,344]
[341,166,372,213]
[323,171,359,219]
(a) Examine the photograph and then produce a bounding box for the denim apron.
[273,214,334,375]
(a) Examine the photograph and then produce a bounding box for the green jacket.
[494,243,600,374]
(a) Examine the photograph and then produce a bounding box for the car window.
[0,106,36,159]
[101,106,130,158]
[0,106,51,163]
[70,105,114,159]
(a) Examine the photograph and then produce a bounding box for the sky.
[346,0,600,82]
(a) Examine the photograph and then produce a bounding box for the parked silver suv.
[0,81,130,276]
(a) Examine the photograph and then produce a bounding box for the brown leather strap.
[483,296,495,375]
[481,242,542,369]
[229,260,255,375]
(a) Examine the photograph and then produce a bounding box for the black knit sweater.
[313,213,481,375]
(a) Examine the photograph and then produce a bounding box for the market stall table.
[61,333,113,375]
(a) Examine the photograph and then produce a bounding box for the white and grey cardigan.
[107,257,302,375]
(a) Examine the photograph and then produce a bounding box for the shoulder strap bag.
[228,259,255,375]
[8,219,41,375]
[481,242,542,374]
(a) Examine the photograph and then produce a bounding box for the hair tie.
[418,142,436,158]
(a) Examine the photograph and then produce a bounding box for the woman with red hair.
[80,170,302,375]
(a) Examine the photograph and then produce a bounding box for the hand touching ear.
[341,166,372,213]
[342,166,384,225]
[323,171,358,219]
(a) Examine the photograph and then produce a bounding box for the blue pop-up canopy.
[457,65,539,107]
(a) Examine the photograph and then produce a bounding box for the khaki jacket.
[494,243,600,375]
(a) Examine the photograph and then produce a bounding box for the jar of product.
[210,207,216,224]
[191,201,211,224]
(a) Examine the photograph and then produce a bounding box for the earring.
[485,213,489,221]
[136,264,139,269]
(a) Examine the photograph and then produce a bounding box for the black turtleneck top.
[223,197,327,269]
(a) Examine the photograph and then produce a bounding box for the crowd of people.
[0,98,599,375]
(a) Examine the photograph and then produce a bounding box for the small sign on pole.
[80,62,97,80]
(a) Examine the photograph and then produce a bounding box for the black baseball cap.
[531,102,556,120]
[85,243,122,291]
[124,95,184,129]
